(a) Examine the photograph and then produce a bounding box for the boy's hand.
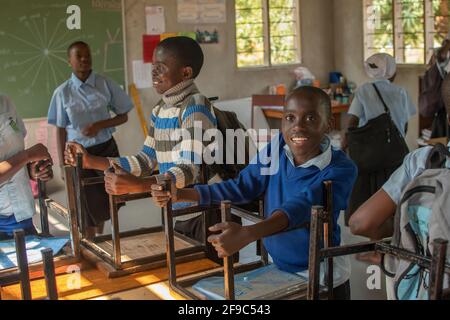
[81,123,101,137]
[25,143,52,163]
[65,142,88,167]
[150,174,178,207]
[207,222,251,258]
[29,160,53,181]
[104,163,142,195]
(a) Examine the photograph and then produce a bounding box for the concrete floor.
[36,173,387,300]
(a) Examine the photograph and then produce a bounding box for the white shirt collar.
[284,135,332,170]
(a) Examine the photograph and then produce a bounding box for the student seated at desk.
[0,94,53,240]
[150,86,358,300]
[65,36,224,262]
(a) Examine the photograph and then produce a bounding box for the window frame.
[363,0,448,66]
[234,0,302,69]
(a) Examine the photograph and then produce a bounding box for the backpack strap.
[425,142,450,169]
[372,83,390,114]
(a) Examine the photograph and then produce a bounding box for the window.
[235,0,301,68]
[364,0,450,64]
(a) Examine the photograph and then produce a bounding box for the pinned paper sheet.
[177,0,226,24]
[177,0,199,23]
[143,35,161,63]
[132,60,152,89]
[146,6,165,35]
[199,0,226,23]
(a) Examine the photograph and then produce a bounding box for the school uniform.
[110,79,226,262]
[348,80,416,137]
[48,72,133,226]
[383,142,450,204]
[194,134,357,295]
[345,80,416,224]
[0,95,38,239]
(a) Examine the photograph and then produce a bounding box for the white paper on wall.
[146,6,166,35]
[132,60,153,89]
[177,0,226,24]
[199,0,226,23]
[177,0,200,23]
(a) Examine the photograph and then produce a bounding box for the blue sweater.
[195,134,357,273]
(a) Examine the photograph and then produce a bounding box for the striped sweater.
[112,80,217,191]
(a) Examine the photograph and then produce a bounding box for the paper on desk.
[146,6,165,35]
[132,60,152,89]
[0,236,70,270]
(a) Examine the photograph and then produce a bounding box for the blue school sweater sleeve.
[274,156,357,230]
[195,163,269,206]
[194,141,274,206]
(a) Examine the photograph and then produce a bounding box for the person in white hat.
[342,53,416,261]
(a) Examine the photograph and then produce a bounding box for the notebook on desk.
[192,264,308,300]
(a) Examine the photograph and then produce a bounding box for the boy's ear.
[182,66,194,80]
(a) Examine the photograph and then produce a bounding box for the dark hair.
[67,41,90,56]
[286,86,332,121]
[156,36,204,78]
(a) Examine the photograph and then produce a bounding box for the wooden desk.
[262,104,350,130]
[0,258,218,300]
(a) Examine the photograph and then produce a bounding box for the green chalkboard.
[0,0,126,119]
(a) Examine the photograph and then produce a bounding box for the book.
[192,264,308,300]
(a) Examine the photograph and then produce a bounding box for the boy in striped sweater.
[65,37,219,246]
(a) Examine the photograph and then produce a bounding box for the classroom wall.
[332,0,427,149]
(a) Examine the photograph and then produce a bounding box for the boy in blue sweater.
[151,86,358,299]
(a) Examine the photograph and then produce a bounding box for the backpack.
[383,143,450,300]
[154,93,252,181]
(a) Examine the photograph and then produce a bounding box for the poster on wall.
[196,27,219,44]
[177,0,226,24]
[132,60,152,89]
[177,0,199,23]
[199,0,226,23]
[146,6,166,35]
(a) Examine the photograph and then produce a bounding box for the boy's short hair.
[286,86,332,121]
[67,41,90,56]
[156,36,204,78]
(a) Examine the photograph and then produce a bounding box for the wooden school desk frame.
[162,181,334,300]
[0,230,58,300]
[68,155,212,278]
[0,174,80,282]
[307,206,450,300]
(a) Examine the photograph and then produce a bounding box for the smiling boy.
[150,86,358,299]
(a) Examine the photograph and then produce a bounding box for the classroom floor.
[27,175,387,300]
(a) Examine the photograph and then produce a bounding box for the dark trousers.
[0,225,38,241]
[345,166,398,226]
[82,138,120,227]
[332,280,351,300]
